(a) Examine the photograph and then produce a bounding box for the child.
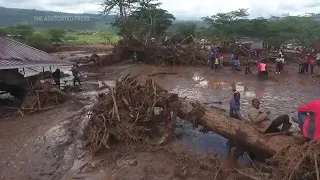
[299,56,304,74]
[209,53,215,69]
[219,54,224,67]
[232,54,240,69]
[214,57,220,70]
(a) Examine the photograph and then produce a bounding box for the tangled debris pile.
[20,82,66,114]
[82,74,177,152]
[78,39,209,68]
[267,140,320,180]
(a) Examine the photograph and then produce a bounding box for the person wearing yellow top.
[214,58,220,70]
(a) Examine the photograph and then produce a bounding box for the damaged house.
[0,37,69,113]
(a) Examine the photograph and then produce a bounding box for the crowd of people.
[298,53,320,75]
[208,44,320,79]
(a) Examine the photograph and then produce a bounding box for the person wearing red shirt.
[296,100,320,140]
[257,61,261,77]
[309,57,316,75]
[303,54,310,74]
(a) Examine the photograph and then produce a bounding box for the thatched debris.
[17,81,84,115]
[82,74,177,152]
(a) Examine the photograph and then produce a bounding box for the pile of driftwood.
[77,39,209,67]
[18,81,83,115]
[19,82,65,114]
[83,74,177,152]
[267,140,320,180]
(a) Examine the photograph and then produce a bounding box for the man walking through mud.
[248,99,292,133]
[71,65,81,86]
[52,68,61,89]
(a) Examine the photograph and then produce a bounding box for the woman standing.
[275,54,282,74]
[309,56,316,75]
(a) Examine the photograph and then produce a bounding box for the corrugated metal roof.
[0,37,71,69]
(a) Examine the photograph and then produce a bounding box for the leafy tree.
[27,32,50,48]
[47,29,66,42]
[6,25,35,41]
[202,8,249,45]
[103,0,175,42]
[176,22,197,40]
[0,28,8,36]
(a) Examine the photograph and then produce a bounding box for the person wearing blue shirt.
[229,91,244,120]
[227,91,247,159]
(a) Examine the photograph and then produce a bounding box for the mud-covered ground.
[1,54,320,179]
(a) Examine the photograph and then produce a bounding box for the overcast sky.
[1,0,320,20]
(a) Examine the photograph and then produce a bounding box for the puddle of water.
[174,119,250,165]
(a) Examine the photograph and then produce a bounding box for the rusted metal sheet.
[0,37,70,69]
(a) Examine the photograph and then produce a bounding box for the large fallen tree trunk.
[174,99,305,156]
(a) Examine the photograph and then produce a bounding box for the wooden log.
[176,99,304,156]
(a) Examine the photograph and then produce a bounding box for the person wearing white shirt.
[316,52,320,67]
[275,55,284,74]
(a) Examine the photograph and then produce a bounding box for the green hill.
[0,6,115,30]
[0,6,207,30]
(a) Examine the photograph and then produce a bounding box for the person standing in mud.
[257,60,261,77]
[259,61,268,77]
[303,54,310,74]
[245,59,252,75]
[248,99,292,133]
[309,56,316,75]
[275,54,283,74]
[299,56,304,74]
[316,51,320,67]
[218,54,224,67]
[209,52,215,69]
[52,68,61,89]
[232,54,240,69]
[214,56,220,70]
[71,65,81,86]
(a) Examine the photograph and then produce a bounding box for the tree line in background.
[0,25,67,48]
[102,0,320,48]
[1,4,320,49]
[201,8,320,48]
